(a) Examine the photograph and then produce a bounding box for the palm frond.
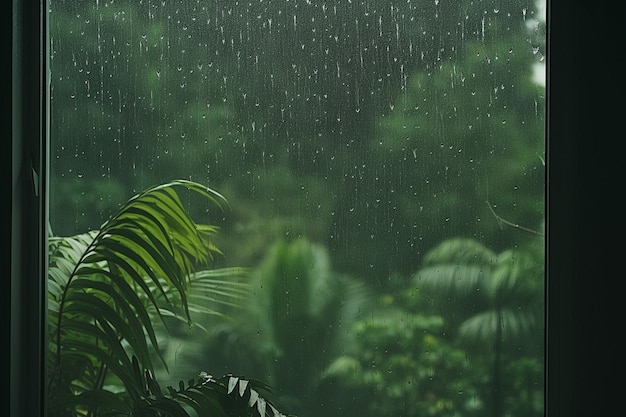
[157,267,252,333]
[413,263,491,297]
[457,310,500,343]
[413,238,544,350]
[140,369,293,417]
[458,308,538,345]
[188,268,252,312]
[47,180,229,410]
[412,238,498,299]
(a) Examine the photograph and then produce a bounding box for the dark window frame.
[10,0,49,416]
[9,0,606,416]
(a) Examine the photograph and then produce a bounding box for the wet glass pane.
[48,1,546,416]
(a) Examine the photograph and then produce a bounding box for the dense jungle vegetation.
[48,0,545,416]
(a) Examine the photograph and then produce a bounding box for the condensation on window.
[48,0,546,416]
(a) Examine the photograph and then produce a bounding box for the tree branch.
[486,201,544,237]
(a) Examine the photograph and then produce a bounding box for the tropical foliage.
[320,293,475,417]
[413,237,544,417]
[46,180,293,417]
[312,237,543,417]
[176,238,373,413]
[47,1,546,416]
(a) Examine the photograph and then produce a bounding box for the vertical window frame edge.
[10,0,49,416]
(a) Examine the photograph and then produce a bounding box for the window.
[11,1,561,417]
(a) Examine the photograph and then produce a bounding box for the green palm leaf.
[46,180,294,417]
[127,370,292,417]
[47,181,232,412]
[411,238,542,342]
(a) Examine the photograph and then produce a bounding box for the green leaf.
[238,379,249,397]
[228,376,238,394]
[47,181,291,416]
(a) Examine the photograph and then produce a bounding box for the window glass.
[48,0,545,416]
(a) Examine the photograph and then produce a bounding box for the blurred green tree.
[331,32,545,282]
[319,289,479,417]
[178,238,372,417]
[49,0,545,278]
[49,0,243,235]
[318,235,543,417]
[413,237,544,417]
